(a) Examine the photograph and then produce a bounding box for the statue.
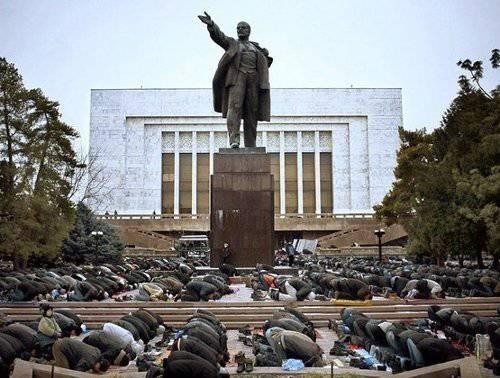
[198,12,273,148]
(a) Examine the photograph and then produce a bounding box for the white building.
[89,88,402,216]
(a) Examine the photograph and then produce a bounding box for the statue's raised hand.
[198,12,213,26]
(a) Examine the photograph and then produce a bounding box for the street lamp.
[374,228,385,262]
[91,231,104,257]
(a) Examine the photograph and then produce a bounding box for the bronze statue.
[198,12,273,148]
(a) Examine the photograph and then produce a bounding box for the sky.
[1,0,499,151]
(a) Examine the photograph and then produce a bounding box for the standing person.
[222,242,231,264]
[286,241,296,267]
[198,12,273,148]
[37,304,61,357]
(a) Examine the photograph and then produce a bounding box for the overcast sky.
[1,0,499,151]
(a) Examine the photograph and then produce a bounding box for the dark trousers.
[227,71,259,147]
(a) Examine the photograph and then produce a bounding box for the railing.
[277,213,374,219]
[97,212,374,220]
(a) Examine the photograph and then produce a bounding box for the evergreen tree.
[62,202,123,265]
[375,50,499,266]
[0,57,79,268]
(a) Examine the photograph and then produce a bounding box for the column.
[314,131,321,215]
[262,131,267,150]
[173,131,180,215]
[331,131,336,213]
[297,131,303,215]
[209,131,214,175]
[191,131,197,216]
[279,131,285,215]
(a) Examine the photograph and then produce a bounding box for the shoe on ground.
[245,358,254,372]
[238,324,253,335]
[234,351,245,364]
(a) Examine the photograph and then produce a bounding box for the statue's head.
[237,21,251,40]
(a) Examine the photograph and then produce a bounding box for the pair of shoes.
[238,324,253,336]
[231,143,239,149]
[244,358,254,372]
[235,351,245,373]
[235,352,253,373]
[329,345,347,356]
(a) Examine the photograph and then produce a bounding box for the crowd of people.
[250,257,500,302]
[0,301,167,375]
[0,257,236,303]
[2,254,500,375]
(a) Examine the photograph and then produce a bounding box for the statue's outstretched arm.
[198,11,229,50]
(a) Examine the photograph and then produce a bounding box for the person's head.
[93,357,110,372]
[357,287,372,300]
[210,292,222,301]
[114,350,130,366]
[72,324,82,336]
[40,303,53,317]
[157,325,166,335]
[223,242,229,248]
[416,279,429,293]
[236,21,251,40]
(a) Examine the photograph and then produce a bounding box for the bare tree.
[69,146,115,209]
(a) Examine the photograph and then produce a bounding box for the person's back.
[1,323,38,352]
[0,335,16,365]
[83,330,122,351]
[175,335,219,367]
[280,330,322,366]
[53,338,108,372]
[163,350,219,378]
[417,337,463,365]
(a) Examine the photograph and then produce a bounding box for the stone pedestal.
[210,147,274,267]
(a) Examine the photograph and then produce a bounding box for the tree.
[0,57,80,268]
[62,202,124,264]
[68,147,115,208]
[375,49,499,267]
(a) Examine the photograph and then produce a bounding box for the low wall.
[12,357,480,378]
[316,246,406,257]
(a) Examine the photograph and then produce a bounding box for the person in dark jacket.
[121,315,153,343]
[182,280,220,301]
[132,309,160,335]
[69,281,100,301]
[52,338,110,372]
[162,350,219,378]
[0,336,17,368]
[330,278,372,300]
[54,309,84,334]
[286,242,296,266]
[0,332,27,357]
[0,323,39,356]
[10,281,41,301]
[222,243,231,264]
[172,334,221,367]
[83,331,132,366]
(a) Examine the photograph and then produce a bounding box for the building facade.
[89,88,402,216]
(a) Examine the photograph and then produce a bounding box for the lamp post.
[374,228,385,262]
[91,231,104,257]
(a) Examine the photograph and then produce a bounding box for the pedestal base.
[210,148,274,267]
